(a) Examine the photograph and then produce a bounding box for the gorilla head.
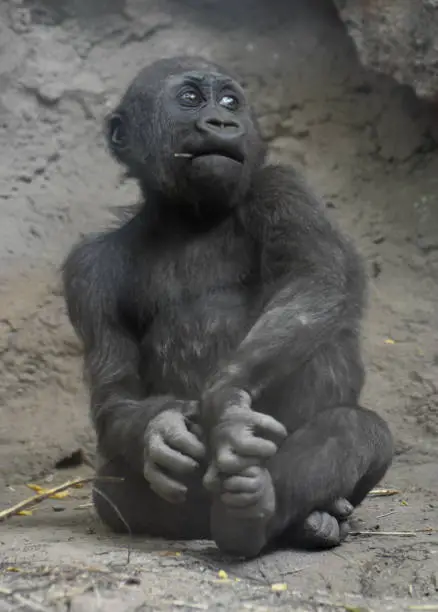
[106,57,267,215]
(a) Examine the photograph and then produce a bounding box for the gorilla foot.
[291,498,353,550]
[210,467,276,558]
[299,510,350,549]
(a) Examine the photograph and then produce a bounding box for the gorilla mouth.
[176,142,244,164]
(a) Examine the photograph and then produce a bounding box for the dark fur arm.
[62,235,192,473]
[205,165,366,413]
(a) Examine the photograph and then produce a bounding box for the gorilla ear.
[106,112,129,151]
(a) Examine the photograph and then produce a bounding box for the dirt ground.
[1,0,438,610]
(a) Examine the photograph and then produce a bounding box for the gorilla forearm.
[62,239,196,473]
[208,274,350,406]
[78,325,197,473]
[92,385,192,473]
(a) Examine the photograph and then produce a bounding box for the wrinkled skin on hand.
[143,403,206,504]
[205,465,276,520]
[201,386,288,489]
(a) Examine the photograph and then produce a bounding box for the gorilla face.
[106,57,267,215]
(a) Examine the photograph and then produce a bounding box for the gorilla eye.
[179,88,202,107]
[219,94,239,111]
[108,114,128,149]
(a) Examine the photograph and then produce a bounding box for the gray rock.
[333,0,438,101]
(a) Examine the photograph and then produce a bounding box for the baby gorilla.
[62,56,393,558]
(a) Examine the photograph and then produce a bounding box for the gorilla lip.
[175,150,244,164]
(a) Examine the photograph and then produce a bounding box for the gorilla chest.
[139,230,256,389]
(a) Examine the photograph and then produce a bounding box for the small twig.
[162,602,208,610]
[0,477,122,521]
[76,502,94,510]
[92,485,132,565]
[330,550,359,566]
[174,152,193,158]
[350,530,417,538]
[376,510,397,519]
[368,488,400,497]
[280,565,312,577]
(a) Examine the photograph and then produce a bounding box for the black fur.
[62,56,393,558]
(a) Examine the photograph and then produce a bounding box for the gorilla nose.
[197,116,244,139]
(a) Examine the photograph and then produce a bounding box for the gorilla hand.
[144,402,206,504]
[202,386,287,480]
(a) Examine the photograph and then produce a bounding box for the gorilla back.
[62,56,393,558]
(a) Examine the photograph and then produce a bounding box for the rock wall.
[334,0,438,102]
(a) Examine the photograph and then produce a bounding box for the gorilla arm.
[201,165,366,470]
[200,167,391,559]
[62,236,205,503]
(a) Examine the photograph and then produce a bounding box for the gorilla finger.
[252,412,287,442]
[202,463,222,493]
[186,421,204,442]
[231,434,278,459]
[326,498,353,520]
[158,450,200,475]
[224,389,251,411]
[167,428,206,461]
[144,463,188,504]
[222,475,261,494]
[339,520,350,541]
[239,466,264,477]
[221,491,260,508]
[318,512,339,540]
[150,481,187,505]
[183,400,200,422]
[216,447,260,474]
[150,437,200,475]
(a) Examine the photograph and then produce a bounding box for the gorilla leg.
[93,456,211,540]
[210,405,393,558]
[93,457,350,546]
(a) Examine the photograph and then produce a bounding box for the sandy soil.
[0,0,438,610]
